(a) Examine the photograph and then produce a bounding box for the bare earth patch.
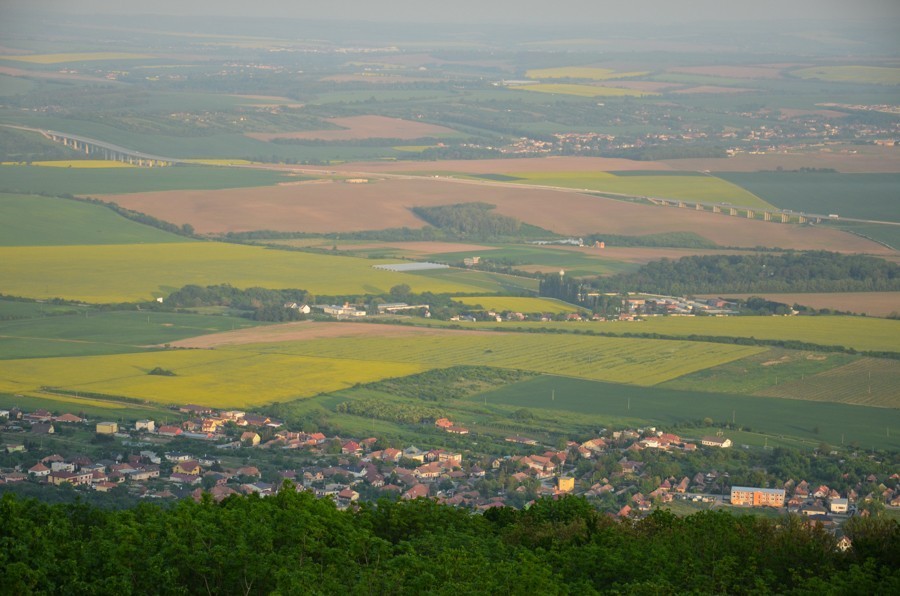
[167,321,495,348]
[663,146,900,173]
[245,115,457,141]
[696,292,900,317]
[103,177,892,253]
[779,108,848,119]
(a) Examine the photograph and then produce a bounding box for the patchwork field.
[101,176,889,252]
[241,332,765,386]
[246,115,458,141]
[754,358,900,408]
[504,171,772,207]
[0,242,502,302]
[471,375,899,451]
[668,65,786,79]
[0,193,187,246]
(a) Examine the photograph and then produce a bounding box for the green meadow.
[0,307,264,359]
[0,164,290,196]
[0,193,187,246]
[470,375,900,451]
[717,172,900,223]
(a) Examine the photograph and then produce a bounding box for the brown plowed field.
[245,115,457,141]
[663,146,900,173]
[697,292,900,317]
[103,177,892,253]
[167,321,494,349]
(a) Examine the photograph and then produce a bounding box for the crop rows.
[755,358,900,408]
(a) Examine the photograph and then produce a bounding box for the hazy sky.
[6,0,900,24]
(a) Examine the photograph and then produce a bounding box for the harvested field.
[245,115,457,141]
[103,177,891,252]
[167,321,489,349]
[663,146,900,173]
[669,65,785,79]
[696,292,900,317]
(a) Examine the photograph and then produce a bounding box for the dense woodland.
[593,252,900,295]
[2,491,897,595]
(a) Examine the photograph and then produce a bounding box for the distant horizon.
[5,0,900,26]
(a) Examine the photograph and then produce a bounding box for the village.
[2,402,897,549]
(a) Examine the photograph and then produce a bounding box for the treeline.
[584,231,718,249]
[1,491,897,594]
[594,251,900,295]
[411,202,521,239]
[164,284,310,321]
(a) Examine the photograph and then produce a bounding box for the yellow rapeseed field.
[0,242,493,302]
[0,349,426,408]
[245,333,764,387]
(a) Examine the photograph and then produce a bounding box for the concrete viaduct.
[41,129,182,167]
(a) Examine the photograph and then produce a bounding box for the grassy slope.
[0,193,187,246]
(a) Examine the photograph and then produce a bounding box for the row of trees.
[1,491,897,594]
[594,251,900,295]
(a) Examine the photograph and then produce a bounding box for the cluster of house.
[2,405,897,532]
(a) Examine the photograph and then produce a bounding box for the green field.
[503,171,772,207]
[0,308,265,359]
[405,267,539,294]
[0,391,175,422]
[452,296,583,313]
[427,245,636,277]
[0,193,188,246]
[660,349,858,395]
[717,172,900,223]
[513,84,652,98]
[469,375,900,451]
[0,164,290,195]
[0,242,507,302]
[754,358,900,408]
[791,66,900,85]
[832,222,900,250]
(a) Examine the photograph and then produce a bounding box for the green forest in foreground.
[2,491,897,595]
